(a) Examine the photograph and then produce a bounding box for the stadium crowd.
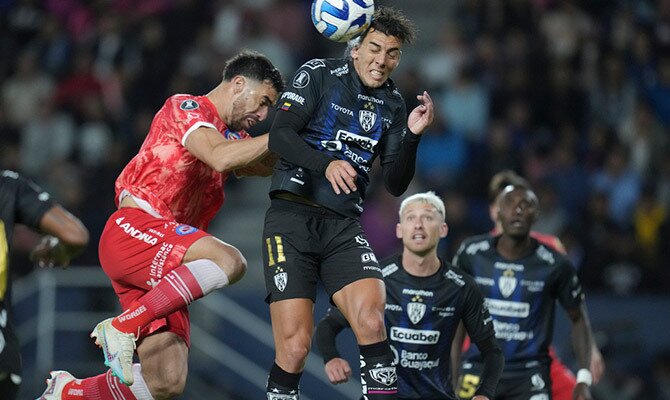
[1,0,669,398]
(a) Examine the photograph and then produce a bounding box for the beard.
[227,97,246,132]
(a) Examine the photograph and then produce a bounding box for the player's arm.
[314,307,353,384]
[462,283,504,400]
[233,150,279,177]
[450,321,466,389]
[184,128,272,173]
[31,204,89,268]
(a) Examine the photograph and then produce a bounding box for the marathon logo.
[485,298,530,318]
[336,129,378,151]
[401,288,434,297]
[494,261,525,271]
[115,217,158,245]
[390,327,440,344]
[357,94,384,104]
[118,305,147,322]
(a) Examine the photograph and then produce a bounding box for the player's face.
[496,187,538,238]
[229,79,278,131]
[351,29,402,88]
[396,201,448,256]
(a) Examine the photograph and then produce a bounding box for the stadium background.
[1,0,670,398]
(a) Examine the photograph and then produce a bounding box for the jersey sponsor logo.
[118,305,147,322]
[274,272,288,292]
[400,350,440,371]
[536,245,555,264]
[280,92,305,105]
[432,306,455,317]
[390,327,440,344]
[498,269,517,298]
[179,99,199,110]
[330,102,354,116]
[492,320,534,341]
[359,109,377,132]
[381,263,398,277]
[385,304,402,312]
[344,147,368,167]
[357,94,384,105]
[150,242,173,280]
[407,301,426,324]
[465,240,489,255]
[361,252,377,263]
[445,269,465,286]
[292,70,310,88]
[521,279,545,292]
[330,63,349,76]
[401,288,433,297]
[175,224,198,235]
[363,265,381,273]
[115,217,158,245]
[1,170,19,179]
[494,261,524,271]
[302,59,325,70]
[475,276,495,286]
[368,365,397,386]
[336,129,379,151]
[485,298,530,318]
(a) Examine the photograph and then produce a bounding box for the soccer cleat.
[90,317,137,385]
[36,371,76,400]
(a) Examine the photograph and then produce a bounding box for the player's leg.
[134,331,188,399]
[266,298,314,398]
[36,368,151,400]
[323,224,396,399]
[0,375,19,400]
[333,279,396,399]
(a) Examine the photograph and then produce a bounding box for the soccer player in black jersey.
[262,7,434,399]
[0,170,88,398]
[452,185,594,400]
[315,192,503,400]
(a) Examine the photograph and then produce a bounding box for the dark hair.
[488,170,530,203]
[361,6,416,45]
[223,50,284,93]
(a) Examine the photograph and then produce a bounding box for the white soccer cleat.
[36,371,76,400]
[90,317,137,385]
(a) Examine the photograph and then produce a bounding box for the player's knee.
[278,335,312,368]
[355,308,386,338]
[224,249,247,284]
[149,370,186,399]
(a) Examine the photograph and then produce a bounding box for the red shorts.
[98,207,209,347]
[549,347,576,400]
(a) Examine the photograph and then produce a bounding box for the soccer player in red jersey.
[479,170,605,399]
[37,51,284,400]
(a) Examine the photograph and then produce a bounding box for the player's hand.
[573,383,592,400]
[324,358,352,384]
[590,344,605,384]
[407,91,434,136]
[325,160,358,195]
[30,235,70,268]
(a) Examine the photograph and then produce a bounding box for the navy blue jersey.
[270,58,408,217]
[452,235,584,375]
[382,255,494,399]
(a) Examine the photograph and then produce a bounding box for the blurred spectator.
[439,63,489,142]
[416,115,468,192]
[618,99,667,179]
[589,51,637,131]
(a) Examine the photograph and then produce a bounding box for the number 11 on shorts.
[266,235,286,266]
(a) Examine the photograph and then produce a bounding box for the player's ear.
[439,222,448,239]
[232,75,246,94]
[396,223,402,239]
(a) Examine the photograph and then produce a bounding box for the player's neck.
[496,234,533,260]
[401,250,440,277]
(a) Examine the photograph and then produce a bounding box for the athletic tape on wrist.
[576,368,593,386]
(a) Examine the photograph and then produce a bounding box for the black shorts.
[0,302,22,381]
[262,199,383,303]
[458,362,552,400]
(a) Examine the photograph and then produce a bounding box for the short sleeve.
[15,174,55,229]
[162,96,219,147]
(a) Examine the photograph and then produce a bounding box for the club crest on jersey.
[274,272,288,292]
[180,99,199,110]
[407,301,426,325]
[498,269,517,298]
[369,364,397,386]
[292,70,310,88]
[175,224,198,236]
[359,109,377,132]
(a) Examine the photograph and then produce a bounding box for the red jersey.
[115,94,249,230]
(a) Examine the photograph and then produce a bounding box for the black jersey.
[0,170,54,302]
[0,170,54,374]
[269,58,408,218]
[380,255,494,399]
[452,234,584,374]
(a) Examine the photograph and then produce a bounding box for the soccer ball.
[311,0,375,43]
